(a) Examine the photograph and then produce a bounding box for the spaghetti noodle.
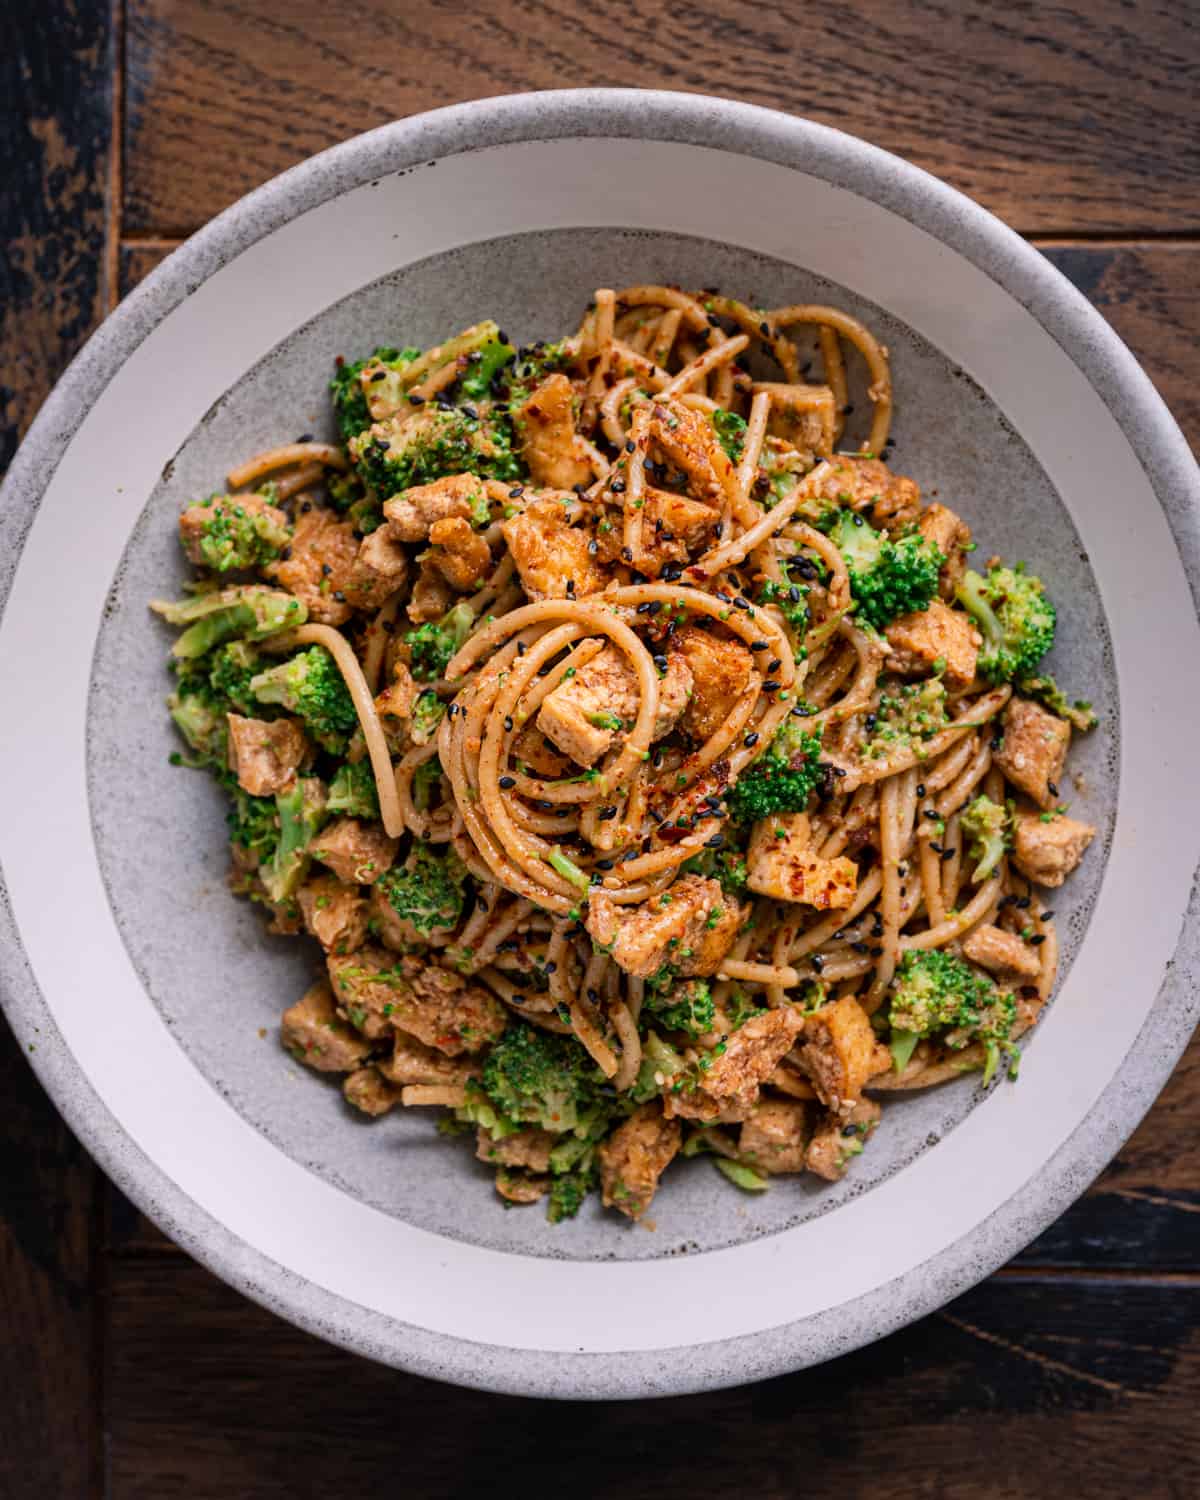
[152,285,1098,1224]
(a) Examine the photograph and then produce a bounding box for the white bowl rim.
[2,87,1199,1399]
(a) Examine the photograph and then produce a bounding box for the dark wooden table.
[4,3,1199,1494]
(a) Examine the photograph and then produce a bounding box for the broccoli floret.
[644,977,715,1039]
[375,845,468,937]
[331,346,421,442]
[349,404,522,499]
[1016,674,1097,732]
[480,1022,608,1135]
[630,1031,689,1104]
[546,1163,596,1223]
[406,600,476,682]
[831,509,942,631]
[956,564,1056,683]
[225,784,278,866]
[458,337,517,402]
[167,685,227,765]
[680,846,748,895]
[150,585,306,658]
[327,761,379,820]
[207,640,261,714]
[863,677,947,761]
[758,565,811,635]
[409,689,447,746]
[502,338,574,402]
[727,717,823,822]
[887,950,1016,1075]
[711,408,748,464]
[411,757,444,812]
[184,493,291,573]
[959,794,1013,882]
[260,776,328,904]
[248,646,357,753]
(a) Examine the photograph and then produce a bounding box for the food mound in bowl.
[150,285,1098,1224]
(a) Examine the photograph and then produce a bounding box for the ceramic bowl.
[2,90,1199,1399]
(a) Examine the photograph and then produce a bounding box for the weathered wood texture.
[122,0,1200,236]
[0,9,112,1497]
[106,1257,1200,1500]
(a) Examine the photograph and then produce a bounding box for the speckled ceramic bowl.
[2,90,1198,1399]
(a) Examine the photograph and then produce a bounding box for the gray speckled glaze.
[90,227,1116,1262]
[2,91,1199,1399]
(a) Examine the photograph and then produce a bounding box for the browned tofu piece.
[961,923,1042,981]
[586,876,744,980]
[343,1066,402,1116]
[266,505,392,623]
[994,697,1071,809]
[738,1098,812,1174]
[746,812,858,909]
[281,980,371,1073]
[310,818,398,886]
[797,997,891,1113]
[805,1097,881,1182]
[494,1169,550,1204]
[378,1031,481,1087]
[917,502,972,599]
[636,488,718,575]
[535,644,692,766]
[374,660,418,726]
[516,374,591,489]
[405,561,456,623]
[598,1102,682,1220]
[667,1008,806,1122]
[297,875,368,957]
[178,491,290,569]
[501,498,608,601]
[671,624,755,741]
[427,516,492,591]
[1011,810,1096,888]
[329,949,506,1055]
[383,473,482,541]
[475,1126,555,1173]
[885,599,980,687]
[225,713,309,796]
[646,399,735,507]
[809,456,920,529]
[356,526,410,589]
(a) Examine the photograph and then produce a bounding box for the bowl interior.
[89,226,1117,1262]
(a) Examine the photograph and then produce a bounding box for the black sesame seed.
[1029,934,1047,946]
[1016,896,1032,909]
[508,485,525,498]
[758,321,770,336]
[661,563,683,581]
[498,775,516,789]
[1047,780,1059,797]
[941,848,955,860]
[497,330,509,344]
[587,539,599,555]
[620,547,634,563]
[732,596,750,611]
[598,806,619,821]
[811,954,825,972]
[915,783,926,797]
[504,716,514,732]
[744,731,759,747]
[705,835,725,849]
[749,639,769,651]
[610,479,626,494]
[625,439,636,454]
[767,658,781,673]
[842,404,855,415]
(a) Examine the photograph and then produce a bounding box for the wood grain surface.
[3,2,1199,1496]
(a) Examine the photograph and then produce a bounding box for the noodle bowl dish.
[2,91,1198,1396]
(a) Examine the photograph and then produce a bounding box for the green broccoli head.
[500,339,574,403]
[711,408,748,464]
[331,346,421,442]
[956,564,1056,683]
[888,948,1016,1054]
[376,845,468,938]
[327,761,380,820]
[757,563,812,636]
[546,1163,597,1223]
[409,689,447,746]
[225,784,278,866]
[643,977,716,1039]
[680,846,748,895]
[1016,674,1097,732]
[349,403,522,500]
[457,337,517,402]
[167,684,227,766]
[406,600,476,682]
[259,776,328,904]
[150,585,306,658]
[727,716,823,822]
[831,509,943,631]
[248,646,357,753]
[629,1031,689,1104]
[207,640,262,715]
[959,794,1013,882]
[183,492,291,573]
[480,1022,608,1136]
[863,677,947,761]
